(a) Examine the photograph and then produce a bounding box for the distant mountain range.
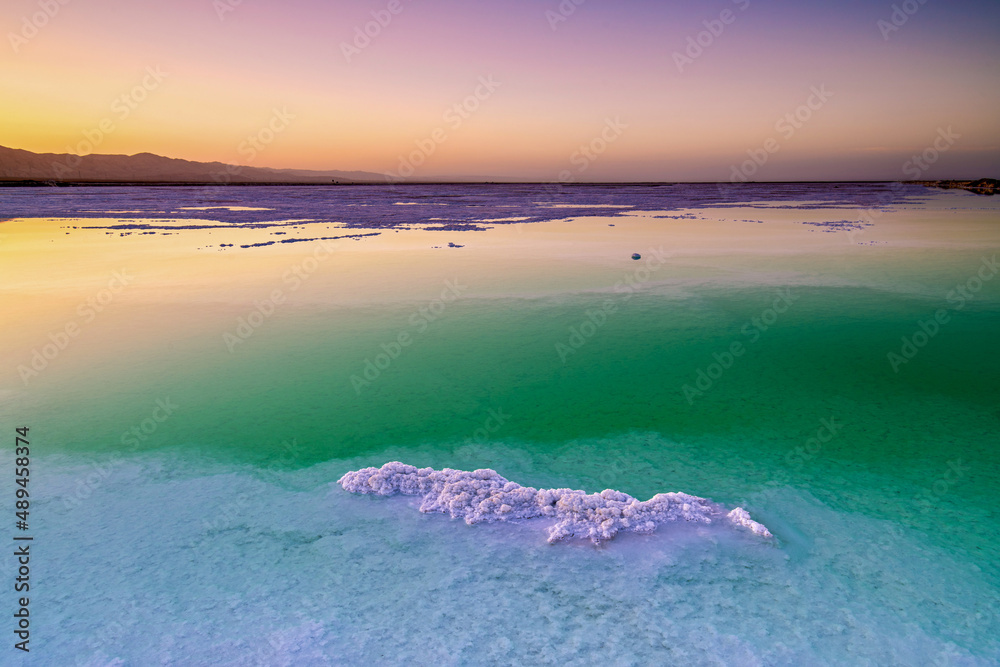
[2,145,995,189]
[0,145,389,184]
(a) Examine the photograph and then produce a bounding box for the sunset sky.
[3,0,999,181]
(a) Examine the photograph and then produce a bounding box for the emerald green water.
[20,249,999,579]
[4,189,1000,662]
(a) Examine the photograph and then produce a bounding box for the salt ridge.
[338,462,772,544]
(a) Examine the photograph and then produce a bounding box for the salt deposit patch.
[178,206,274,211]
[339,462,772,544]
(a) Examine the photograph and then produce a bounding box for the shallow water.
[1,184,998,664]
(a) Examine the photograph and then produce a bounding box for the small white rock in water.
[338,462,773,544]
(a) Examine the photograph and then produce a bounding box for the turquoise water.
[2,185,999,664]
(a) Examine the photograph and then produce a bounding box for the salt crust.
[339,462,772,544]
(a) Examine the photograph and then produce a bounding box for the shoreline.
[2,179,994,188]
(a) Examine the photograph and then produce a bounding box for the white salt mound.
[338,462,772,544]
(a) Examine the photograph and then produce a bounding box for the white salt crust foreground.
[339,462,772,544]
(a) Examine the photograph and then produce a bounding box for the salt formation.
[338,462,772,544]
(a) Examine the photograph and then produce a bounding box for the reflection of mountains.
[0,145,387,184]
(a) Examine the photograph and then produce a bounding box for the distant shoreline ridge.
[0,145,994,192]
